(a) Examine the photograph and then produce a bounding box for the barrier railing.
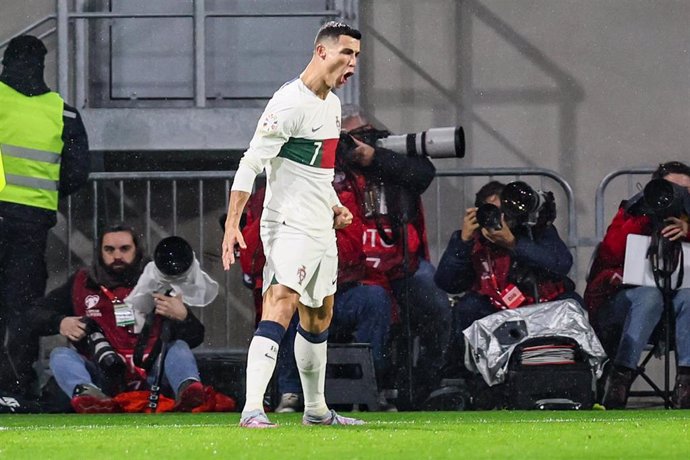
[60,167,575,348]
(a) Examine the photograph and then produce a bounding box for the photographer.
[30,225,206,413]
[337,107,452,403]
[585,161,690,409]
[435,181,579,377]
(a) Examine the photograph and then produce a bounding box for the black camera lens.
[501,181,538,218]
[476,203,502,231]
[643,179,680,216]
[154,236,194,276]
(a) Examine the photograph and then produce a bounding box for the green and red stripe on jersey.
[277,137,339,168]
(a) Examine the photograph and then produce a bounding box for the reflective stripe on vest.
[0,81,64,211]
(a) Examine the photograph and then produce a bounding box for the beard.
[90,254,147,289]
[104,260,131,275]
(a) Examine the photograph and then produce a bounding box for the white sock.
[242,335,279,415]
[295,331,329,417]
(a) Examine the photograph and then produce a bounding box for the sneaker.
[602,366,635,410]
[377,391,398,412]
[240,409,278,428]
[275,393,301,413]
[672,374,690,409]
[175,380,206,412]
[302,409,365,426]
[71,384,120,414]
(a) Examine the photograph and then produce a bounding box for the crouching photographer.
[336,106,455,406]
[585,161,690,409]
[30,225,207,413]
[435,180,581,378]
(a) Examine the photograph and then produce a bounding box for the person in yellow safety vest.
[0,35,89,398]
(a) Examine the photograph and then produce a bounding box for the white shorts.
[260,221,337,308]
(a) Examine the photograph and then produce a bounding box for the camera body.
[80,318,124,373]
[476,203,503,231]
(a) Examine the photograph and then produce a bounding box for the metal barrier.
[59,167,576,348]
[66,167,576,266]
[66,170,235,268]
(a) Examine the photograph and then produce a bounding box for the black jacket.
[0,66,90,227]
[360,146,435,225]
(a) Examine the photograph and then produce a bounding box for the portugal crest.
[297,265,307,286]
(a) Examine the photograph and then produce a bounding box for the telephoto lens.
[154,236,194,276]
[81,318,123,371]
[643,178,690,218]
[501,181,540,219]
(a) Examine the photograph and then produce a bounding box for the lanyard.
[99,285,122,304]
[480,249,501,294]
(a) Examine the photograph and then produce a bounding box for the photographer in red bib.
[435,180,581,379]
[31,225,207,413]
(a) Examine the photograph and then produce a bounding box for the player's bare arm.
[222,190,250,269]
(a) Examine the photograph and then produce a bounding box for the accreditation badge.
[113,300,136,327]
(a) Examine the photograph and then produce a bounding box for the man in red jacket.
[338,108,451,406]
[32,225,206,413]
[585,161,690,409]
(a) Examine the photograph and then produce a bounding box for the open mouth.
[340,71,355,85]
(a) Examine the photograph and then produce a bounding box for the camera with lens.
[476,203,503,231]
[641,179,690,219]
[500,181,557,228]
[338,124,465,159]
[80,318,125,373]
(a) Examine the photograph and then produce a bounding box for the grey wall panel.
[111,0,194,99]
[106,0,337,101]
[206,15,322,98]
[81,107,263,151]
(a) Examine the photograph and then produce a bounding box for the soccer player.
[221,22,364,428]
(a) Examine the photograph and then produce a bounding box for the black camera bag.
[505,336,594,409]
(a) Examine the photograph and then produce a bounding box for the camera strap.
[99,285,120,303]
[100,285,135,327]
[132,313,159,372]
[479,249,526,309]
[648,231,684,291]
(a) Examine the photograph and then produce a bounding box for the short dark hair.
[651,161,690,180]
[474,181,505,207]
[314,21,361,46]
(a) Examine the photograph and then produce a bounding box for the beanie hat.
[2,35,47,67]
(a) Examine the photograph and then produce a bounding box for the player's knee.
[262,285,299,325]
[299,308,332,333]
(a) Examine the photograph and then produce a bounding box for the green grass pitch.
[1,410,690,459]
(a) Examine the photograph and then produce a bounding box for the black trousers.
[0,217,50,396]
